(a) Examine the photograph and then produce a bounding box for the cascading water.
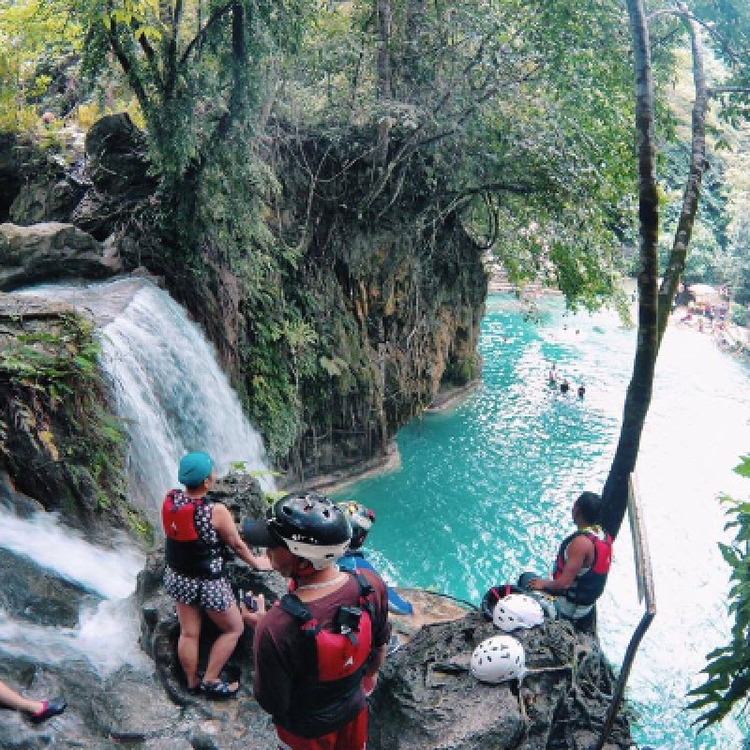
[18,277,273,519]
[0,511,148,676]
[2,277,273,702]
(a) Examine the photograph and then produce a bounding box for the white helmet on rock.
[492,593,545,632]
[470,635,527,684]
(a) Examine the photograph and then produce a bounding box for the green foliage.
[0,0,83,130]
[687,454,750,731]
[0,309,131,525]
[283,0,641,309]
[76,0,312,189]
[1,314,100,392]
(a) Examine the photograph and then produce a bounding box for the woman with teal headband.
[162,451,271,699]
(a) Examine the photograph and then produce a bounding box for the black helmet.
[269,492,352,568]
[337,501,375,550]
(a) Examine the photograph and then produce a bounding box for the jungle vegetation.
[2,0,750,732]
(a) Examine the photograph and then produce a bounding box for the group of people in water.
[548,363,586,399]
[3,449,612,747]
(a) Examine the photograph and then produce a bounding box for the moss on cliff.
[0,294,152,542]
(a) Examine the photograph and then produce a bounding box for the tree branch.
[179,0,234,68]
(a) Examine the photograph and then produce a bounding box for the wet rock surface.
[0,494,631,750]
[0,221,122,291]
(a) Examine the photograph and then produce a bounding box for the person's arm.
[253,618,293,719]
[361,570,392,694]
[211,504,272,570]
[361,643,388,695]
[364,643,388,679]
[527,536,592,594]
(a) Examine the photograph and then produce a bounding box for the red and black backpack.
[280,572,376,683]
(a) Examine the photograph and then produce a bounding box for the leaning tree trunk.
[600,0,659,538]
[656,12,709,344]
[601,2,711,538]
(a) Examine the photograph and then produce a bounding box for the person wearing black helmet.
[241,492,391,750]
[336,500,414,617]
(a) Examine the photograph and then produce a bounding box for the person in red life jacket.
[240,492,391,750]
[162,451,271,699]
[522,491,613,626]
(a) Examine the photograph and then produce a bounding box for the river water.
[334,293,750,749]
[2,283,748,746]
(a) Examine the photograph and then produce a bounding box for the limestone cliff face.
[256,125,487,482]
[0,115,487,485]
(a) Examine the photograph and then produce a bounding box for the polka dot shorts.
[164,566,235,612]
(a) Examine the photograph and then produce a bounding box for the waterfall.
[18,277,274,518]
[2,276,274,680]
[0,511,148,676]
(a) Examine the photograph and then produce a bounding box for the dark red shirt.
[253,569,390,738]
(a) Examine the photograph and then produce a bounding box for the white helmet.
[492,593,544,632]
[470,635,527,684]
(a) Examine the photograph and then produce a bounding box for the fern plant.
[688,454,750,731]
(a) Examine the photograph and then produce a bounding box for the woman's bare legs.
[0,680,45,716]
[203,603,244,689]
[175,602,203,690]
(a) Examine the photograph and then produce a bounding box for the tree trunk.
[601,0,659,538]
[601,3,712,538]
[376,0,393,101]
[656,13,709,344]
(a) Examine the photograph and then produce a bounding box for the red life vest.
[280,572,375,684]
[162,490,224,578]
[553,529,613,606]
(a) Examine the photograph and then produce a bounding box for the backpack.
[280,572,376,683]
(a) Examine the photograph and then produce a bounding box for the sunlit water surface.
[335,294,750,749]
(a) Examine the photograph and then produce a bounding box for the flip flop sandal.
[200,680,240,699]
[30,697,67,723]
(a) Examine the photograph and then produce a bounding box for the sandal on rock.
[186,684,202,696]
[200,680,240,699]
[30,697,67,724]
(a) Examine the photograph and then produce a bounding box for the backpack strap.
[280,594,321,635]
[353,572,374,605]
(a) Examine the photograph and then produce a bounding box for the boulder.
[85,113,154,197]
[0,547,98,628]
[0,222,122,290]
[9,172,88,227]
[370,612,631,749]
